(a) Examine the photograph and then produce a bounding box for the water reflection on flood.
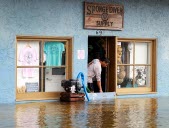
[1,97,169,127]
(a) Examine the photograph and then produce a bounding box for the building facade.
[0,0,168,103]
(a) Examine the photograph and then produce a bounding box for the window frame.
[15,35,73,101]
[116,38,157,95]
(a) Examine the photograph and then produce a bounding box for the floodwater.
[0,97,169,128]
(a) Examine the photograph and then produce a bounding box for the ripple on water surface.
[0,97,169,128]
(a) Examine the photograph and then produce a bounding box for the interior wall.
[0,0,169,103]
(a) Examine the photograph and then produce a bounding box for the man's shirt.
[87,59,101,83]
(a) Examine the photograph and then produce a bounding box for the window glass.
[117,42,134,64]
[134,66,151,88]
[17,41,40,66]
[117,65,151,88]
[17,41,67,94]
[17,68,40,93]
[117,41,152,89]
[44,68,65,92]
[117,66,133,88]
[135,43,151,64]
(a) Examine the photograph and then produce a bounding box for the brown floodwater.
[0,97,169,128]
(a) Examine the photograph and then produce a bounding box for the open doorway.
[88,36,116,92]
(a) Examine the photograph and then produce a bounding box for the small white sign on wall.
[77,50,85,59]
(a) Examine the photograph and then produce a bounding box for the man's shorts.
[87,83,94,92]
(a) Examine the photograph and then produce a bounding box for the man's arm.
[97,81,103,92]
[94,61,102,92]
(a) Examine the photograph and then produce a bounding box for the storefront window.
[116,39,156,93]
[16,36,72,101]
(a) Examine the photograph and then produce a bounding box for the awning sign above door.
[84,2,124,30]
